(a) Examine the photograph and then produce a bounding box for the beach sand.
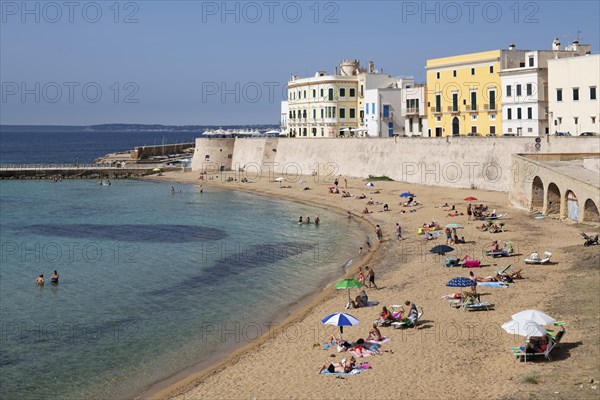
[143,171,599,400]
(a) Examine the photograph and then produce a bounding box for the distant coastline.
[0,123,279,133]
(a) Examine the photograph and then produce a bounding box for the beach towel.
[320,366,371,375]
[366,337,391,345]
[477,282,508,288]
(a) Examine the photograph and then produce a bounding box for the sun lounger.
[524,251,552,264]
[464,301,494,311]
[391,307,423,329]
[480,212,507,220]
[511,339,556,362]
[496,264,512,275]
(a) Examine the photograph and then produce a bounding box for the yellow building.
[426,50,507,137]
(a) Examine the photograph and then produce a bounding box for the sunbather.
[379,306,394,323]
[367,323,383,341]
[526,336,549,353]
[498,269,523,280]
[487,240,500,252]
[319,356,356,373]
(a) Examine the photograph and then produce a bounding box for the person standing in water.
[171,186,175,195]
[306,216,311,224]
[36,274,44,285]
[298,216,303,223]
[314,216,320,225]
[50,270,59,284]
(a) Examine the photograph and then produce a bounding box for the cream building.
[500,39,591,136]
[283,60,407,138]
[548,53,600,135]
[402,83,428,137]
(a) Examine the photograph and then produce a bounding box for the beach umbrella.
[322,312,360,339]
[445,223,463,229]
[335,278,363,305]
[365,182,375,187]
[511,310,556,326]
[446,277,475,288]
[501,320,547,338]
[430,245,454,255]
[399,192,414,197]
[152,167,161,172]
[464,197,478,201]
[274,177,285,182]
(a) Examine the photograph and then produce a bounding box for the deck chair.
[524,251,552,264]
[391,307,423,329]
[496,264,512,276]
[511,338,556,362]
[546,323,566,346]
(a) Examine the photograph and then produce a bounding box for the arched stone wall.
[547,183,561,214]
[565,190,580,221]
[583,199,600,223]
[531,176,544,210]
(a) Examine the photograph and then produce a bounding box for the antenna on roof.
[576,27,582,41]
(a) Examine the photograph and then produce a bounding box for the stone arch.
[583,199,600,223]
[531,176,544,210]
[565,190,580,221]
[546,183,561,215]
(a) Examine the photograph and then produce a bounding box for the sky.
[1,0,599,125]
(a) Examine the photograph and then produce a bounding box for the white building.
[501,39,591,136]
[283,60,409,138]
[363,78,414,137]
[402,83,428,136]
[548,53,600,135]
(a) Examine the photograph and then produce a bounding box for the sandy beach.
[144,171,599,400]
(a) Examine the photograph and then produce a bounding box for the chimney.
[508,43,516,50]
[572,39,579,51]
[552,38,561,51]
[369,61,374,73]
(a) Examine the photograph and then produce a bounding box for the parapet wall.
[192,137,600,192]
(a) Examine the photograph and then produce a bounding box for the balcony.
[483,104,497,112]
[430,107,442,114]
[465,104,478,113]
[381,112,393,121]
[405,107,420,115]
[447,106,460,114]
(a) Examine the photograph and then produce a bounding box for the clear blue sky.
[1,0,598,125]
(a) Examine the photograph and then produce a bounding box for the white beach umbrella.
[511,310,556,326]
[274,177,285,182]
[501,320,547,338]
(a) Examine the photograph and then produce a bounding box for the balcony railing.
[405,108,420,115]
[447,106,460,113]
[430,107,442,114]
[483,104,497,111]
[465,104,478,112]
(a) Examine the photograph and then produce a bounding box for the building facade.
[548,54,599,135]
[402,83,428,136]
[283,60,408,138]
[363,78,414,137]
[500,39,591,136]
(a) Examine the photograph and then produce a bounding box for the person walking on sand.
[366,239,372,252]
[467,203,472,221]
[344,178,347,189]
[445,227,452,244]
[334,178,339,188]
[358,267,365,285]
[395,223,402,241]
[375,225,383,242]
[359,247,363,256]
[365,266,377,290]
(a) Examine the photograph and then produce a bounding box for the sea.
[0,129,366,399]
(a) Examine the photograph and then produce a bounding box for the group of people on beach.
[36,270,59,285]
[298,216,320,225]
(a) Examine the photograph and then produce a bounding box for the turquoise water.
[0,180,365,399]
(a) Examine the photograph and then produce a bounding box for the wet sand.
[143,171,599,400]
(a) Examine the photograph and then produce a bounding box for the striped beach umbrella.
[322,312,360,339]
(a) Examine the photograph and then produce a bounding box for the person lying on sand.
[357,194,366,199]
[319,356,356,373]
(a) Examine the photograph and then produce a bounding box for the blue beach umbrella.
[399,192,414,197]
[322,312,360,339]
[365,182,375,187]
[446,277,475,288]
[430,245,454,255]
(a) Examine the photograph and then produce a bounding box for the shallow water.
[0,179,365,399]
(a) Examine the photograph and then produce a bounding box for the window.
[312,128,317,137]
[312,109,316,119]
[528,57,534,67]
[388,122,394,137]
[332,107,336,118]
[471,67,475,75]
[517,108,522,120]
[574,117,578,124]
[321,128,324,137]
[371,103,375,114]
[312,89,316,98]
[489,65,494,73]
[526,84,532,96]
[436,72,440,79]
[527,107,532,119]
[557,88,563,102]
[453,70,457,77]
[339,88,345,97]
[591,86,597,100]
[516,84,522,96]
[506,85,512,97]
[528,128,533,133]
[470,91,477,110]
[349,108,355,119]
[320,109,324,118]
[558,117,562,124]
[409,117,413,133]
[471,126,477,133]
[303,90,306,98]
[592,116,596,124]
[320,89,324,97]
[507,108,512,120]
[339,108,345,119]
[328,88,334,101]
[365,104,369,115]
[418,118,423,132]
[489,90,496,110]
[360,85,363,97]
[349,88,356,97]
[382,105,390,118]
[435,94,441,112]
[490,126,496,134]
[573,88,579,101]
[452,92,458,111]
